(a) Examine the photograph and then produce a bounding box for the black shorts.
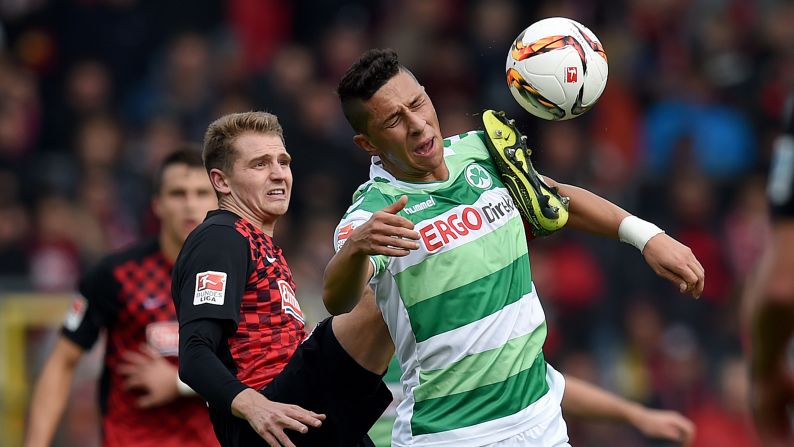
[209,318,393,447]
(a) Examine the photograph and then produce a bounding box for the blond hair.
[202,111,284,174]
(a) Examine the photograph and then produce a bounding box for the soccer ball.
[506,17,608,120]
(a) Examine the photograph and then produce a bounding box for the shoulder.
[86,238,159,281]
[185,211,249,246]
[344,181,396,217]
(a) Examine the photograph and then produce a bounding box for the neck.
[219,196,275,237]
[159,231,181,264]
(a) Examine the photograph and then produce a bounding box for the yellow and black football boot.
[482,109,569,236]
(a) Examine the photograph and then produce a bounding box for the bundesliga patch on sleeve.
[63,296,88,331]
[194,271,227,306]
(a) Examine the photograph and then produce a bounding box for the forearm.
[179,319,249,412]
[25,338,82,447]
[561,374,642,423]
[546,177,629,239]
[323,244,374,315]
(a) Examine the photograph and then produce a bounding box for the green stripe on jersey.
[414,322,547,402]
[407,254,532,342]
[395,216,526,307]
[411,352,549,436]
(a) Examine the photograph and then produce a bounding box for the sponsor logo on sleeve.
[194,271,227,306]
[278,280,304,324]
[336,223,357,251]
[146,322,179,356]
[63,296,88,331]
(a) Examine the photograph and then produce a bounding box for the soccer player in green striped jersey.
[324,49,704,446]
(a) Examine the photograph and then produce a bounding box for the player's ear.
[353,134,379,157]
[209,168,232,195]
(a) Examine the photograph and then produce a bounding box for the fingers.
[381,195,408,214]
[137,393,158,409]
[117,362,139,377]
[122,375,144,391]
[120,349,151,367]
[259,431,280,447]
[140,343,162,359]
[286,405,325,428]
[373,212,418,232]
[272,429,296,447]
[659,263,702,299]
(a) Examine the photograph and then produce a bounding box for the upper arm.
[50,335,85,368]
[334,191,392,279]
[173,225,251,328]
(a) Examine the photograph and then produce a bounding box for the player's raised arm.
[323,195,420,315]
[549,177,704,299]
[24,337,84,447]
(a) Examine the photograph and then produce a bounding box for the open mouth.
[414,137,435,157]
[267,189,286,196]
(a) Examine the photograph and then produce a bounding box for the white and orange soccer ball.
[506,17,608,120]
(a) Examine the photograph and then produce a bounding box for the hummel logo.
[404,197,436,215]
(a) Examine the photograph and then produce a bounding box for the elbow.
[322,290,354,315]
[177,353,195,387]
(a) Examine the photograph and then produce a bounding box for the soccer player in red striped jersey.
[25,148,220,447]
[173,112,391,447]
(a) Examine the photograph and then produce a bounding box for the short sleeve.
[61,263,120,350]
[172,225,251,327]
[334,191,391,278]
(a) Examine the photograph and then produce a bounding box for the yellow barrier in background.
[0,294,71,447]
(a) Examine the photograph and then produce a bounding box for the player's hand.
[231,388,325,447]
[627,406,695,446]
[118,344,180,408]
[347,195,420,257]
[642,233,705,298]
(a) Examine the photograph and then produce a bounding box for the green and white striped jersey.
[335,131,565,446]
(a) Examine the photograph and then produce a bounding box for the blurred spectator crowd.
[2,0,794,445]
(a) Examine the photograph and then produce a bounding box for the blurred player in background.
[746,93,794,447]
[25,148,219,447]
[325,48,703,446]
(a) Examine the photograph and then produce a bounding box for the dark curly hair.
[337,48,410,134]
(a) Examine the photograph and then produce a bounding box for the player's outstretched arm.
[562,374,695,445]
[323,196,420,315]
[547,177,704,299]
[24,336,85,447]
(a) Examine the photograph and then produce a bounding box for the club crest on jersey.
[465,163,493,189]
[146,322,179,356]
[63,296,88,331]
[194,271,227,306]
[278,279,304,324]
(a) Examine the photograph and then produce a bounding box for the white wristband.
[618,216,664,253]
[177,376,196,396]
